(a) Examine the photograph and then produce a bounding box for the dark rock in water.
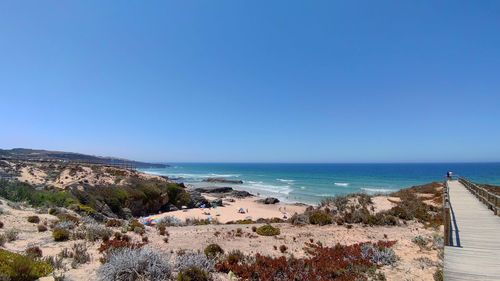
[195,187,253,198]
[178,182,187,188]
[195,187,234,193]
[202,177,243,184]
[211,198,223,207]
[257,197,280,204]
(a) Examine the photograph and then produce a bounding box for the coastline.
[0,158,447,281]
[139,169,312,223]
[145,192,309,224]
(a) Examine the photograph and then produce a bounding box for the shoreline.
[145,190,311,224]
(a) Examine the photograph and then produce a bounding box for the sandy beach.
[146,193,308,224]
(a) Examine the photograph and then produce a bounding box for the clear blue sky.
[1,1,499,163]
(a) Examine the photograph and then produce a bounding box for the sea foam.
[277,178,295,183]
[361,188,392,193]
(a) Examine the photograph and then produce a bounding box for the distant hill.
[0,148,168,168]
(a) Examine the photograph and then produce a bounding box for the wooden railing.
[459,177,500,216]
[443,179,452,246]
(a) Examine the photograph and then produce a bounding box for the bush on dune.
[27,216,40,224]
[176,266,211,281]
[308,210,333,225]
[97,248,171,281]
[388,190,442,227]
[256,224,280,236]
[204,244,224,259]
[0,180,77,208]
[52,228,70,242]
[175,252,215,273]
[215,240,397,280]
[0,249,53,281]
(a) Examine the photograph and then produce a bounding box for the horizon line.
[152,161,500,165]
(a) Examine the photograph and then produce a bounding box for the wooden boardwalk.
[444,180,500,281]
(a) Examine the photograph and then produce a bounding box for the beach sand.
[147,194,308,223]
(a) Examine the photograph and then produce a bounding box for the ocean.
[140,163,500,204]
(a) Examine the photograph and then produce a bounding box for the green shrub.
[52,229,70,242]
[256,224,280,236]
[176,266,211,281]
[0,180,77,208]
[0,249,52,281]
[204,244,224,259]
[27,216,40,224]
[71,204,97,216]
[308,211,333,225]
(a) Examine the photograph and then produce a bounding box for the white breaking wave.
[277,179,295,183]
[334,182,349,187]
[361,188,392,193]
[243,182,293,195]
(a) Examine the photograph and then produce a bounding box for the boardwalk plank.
[444,180,500,280]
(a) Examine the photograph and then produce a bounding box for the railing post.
[443,179,451,246]
[444,201,451,246]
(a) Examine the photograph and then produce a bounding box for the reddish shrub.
[97,238,146,254]
[216,240,397,281]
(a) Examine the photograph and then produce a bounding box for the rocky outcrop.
[211,198,223,207]
[127,192,170,216]
[187,190,211,208]
[231,190,253,198]
[202,178,243,184]
[256,197,280,204]
[195,187,234,193]
[94,201,119,218]
[194,187,253,199]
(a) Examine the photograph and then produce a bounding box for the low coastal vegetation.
[289,182,444,229]
[0,249,53,281]
[215,241,397,280]
[255,224,280,236]
[0,176,193,220]
[0,160,445,280]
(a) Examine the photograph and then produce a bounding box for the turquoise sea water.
[140,163,500,204]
